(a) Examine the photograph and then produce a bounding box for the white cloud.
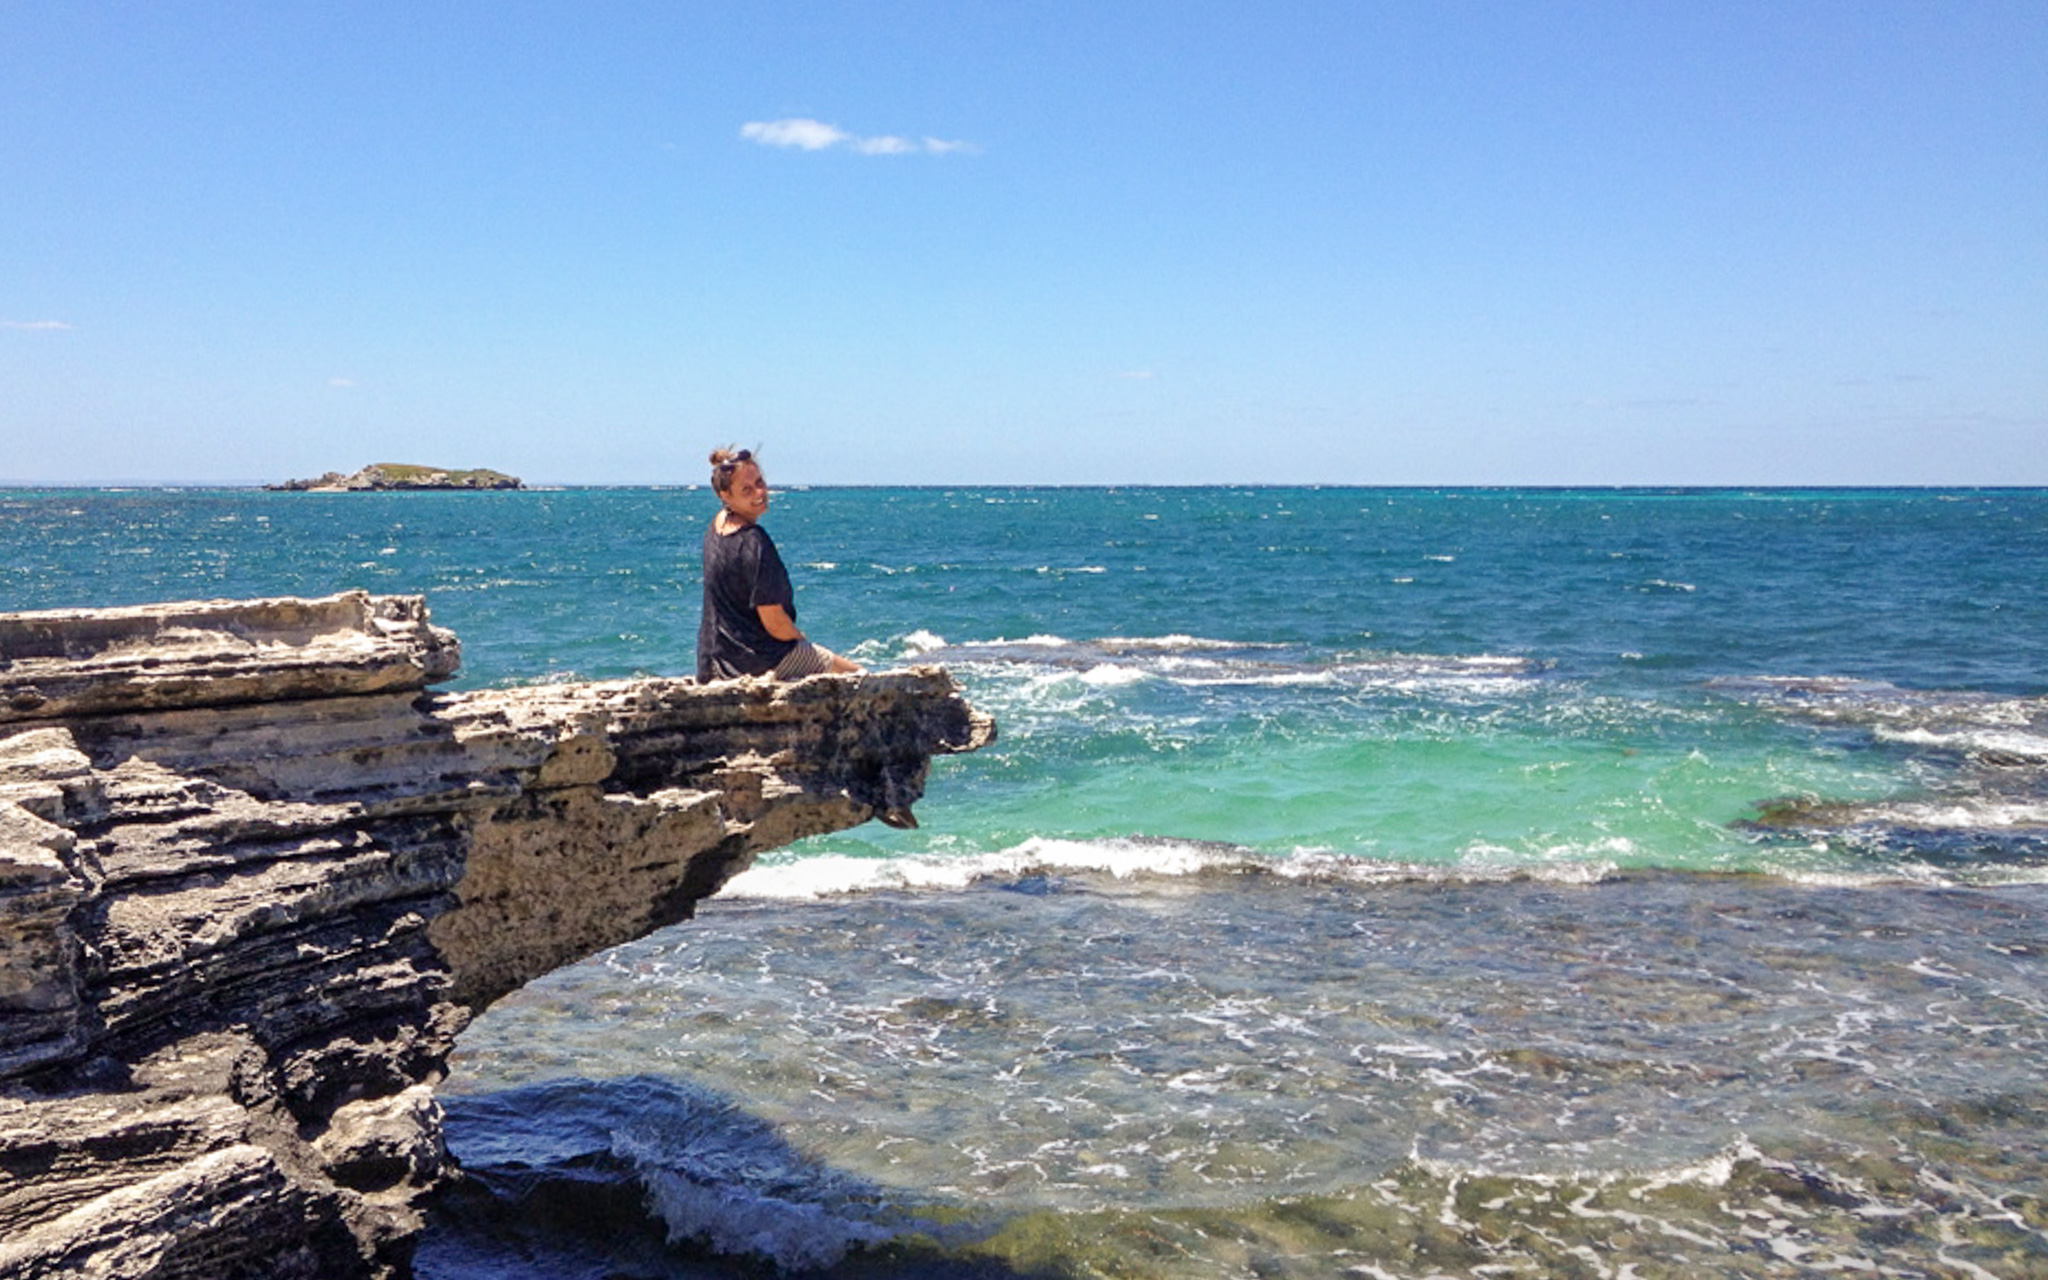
[328,377,358,389]
[741,117,976,156]
[2,319,73,331]
[741,118,850,151]
[853,134,917,155]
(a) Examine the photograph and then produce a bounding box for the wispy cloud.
[2,319,73,331]
[328,377,358,389]
[741,117,977,156]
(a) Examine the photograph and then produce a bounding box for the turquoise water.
[9,486,2044,880]
[6,487,2047,1276]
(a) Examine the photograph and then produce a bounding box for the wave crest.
[719,836,1627,902]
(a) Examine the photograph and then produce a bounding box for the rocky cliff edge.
[0,592,992,1278]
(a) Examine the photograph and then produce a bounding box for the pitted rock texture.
[0,593,991,1279]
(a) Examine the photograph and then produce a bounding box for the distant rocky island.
[267,462,523,491]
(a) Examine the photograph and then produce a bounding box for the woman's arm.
[755,603,803,642]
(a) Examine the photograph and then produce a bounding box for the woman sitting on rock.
[695,446,861,681]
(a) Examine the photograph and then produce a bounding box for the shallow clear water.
[436,871,2048,1279]
[6,486,2046,1276]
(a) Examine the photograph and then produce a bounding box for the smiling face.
[718,460,769,525]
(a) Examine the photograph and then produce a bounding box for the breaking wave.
[894,631,1544,693]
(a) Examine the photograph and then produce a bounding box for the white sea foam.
[1874,726,2048,763]
[1163,665,1339,688]
[718,838,1245,900]
[632,1164,889,1271]
[614,1120,894,1271]
[1408,1138,1762,1197]
[1846,798,2048,830]
[717,837,1629,902]
[1096,634,1260,651]
[1459,837,1630,875]
[1718,677,2048,739]
[922,634,1541,698]
[1078,663,1149,687]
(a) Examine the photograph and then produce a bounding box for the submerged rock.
[0,592,991,1279]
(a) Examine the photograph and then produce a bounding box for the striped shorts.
[771,639,840,680]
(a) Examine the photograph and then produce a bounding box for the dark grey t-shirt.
[697,519,797,679]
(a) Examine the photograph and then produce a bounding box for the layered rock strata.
[0,593,991,1279]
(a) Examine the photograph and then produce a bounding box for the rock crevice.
[0,592,991,1278]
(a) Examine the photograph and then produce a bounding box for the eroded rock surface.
[0,593,991,1278]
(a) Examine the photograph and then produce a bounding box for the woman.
[695,447,861,681]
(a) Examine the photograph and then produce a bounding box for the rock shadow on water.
[417,1074,1057,1280]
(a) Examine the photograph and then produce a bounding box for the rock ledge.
[0,593,991,1279]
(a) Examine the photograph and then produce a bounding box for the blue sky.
[3,1,2042,486]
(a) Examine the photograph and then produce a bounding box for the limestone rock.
[265,465,524,492]
[0,594,991,1279]
[0,592,459,722]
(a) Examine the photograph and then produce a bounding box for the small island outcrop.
[0,593,992,1279]
[266,464,524,492]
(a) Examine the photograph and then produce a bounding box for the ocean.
[6,486,2046,1278]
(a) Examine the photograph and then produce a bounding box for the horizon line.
[6,480,2048,494]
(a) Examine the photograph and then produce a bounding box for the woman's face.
[720,461,769,523]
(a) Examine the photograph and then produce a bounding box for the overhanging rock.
[0,592,992,1279]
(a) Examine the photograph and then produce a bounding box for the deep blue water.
[9,487,2045,693]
